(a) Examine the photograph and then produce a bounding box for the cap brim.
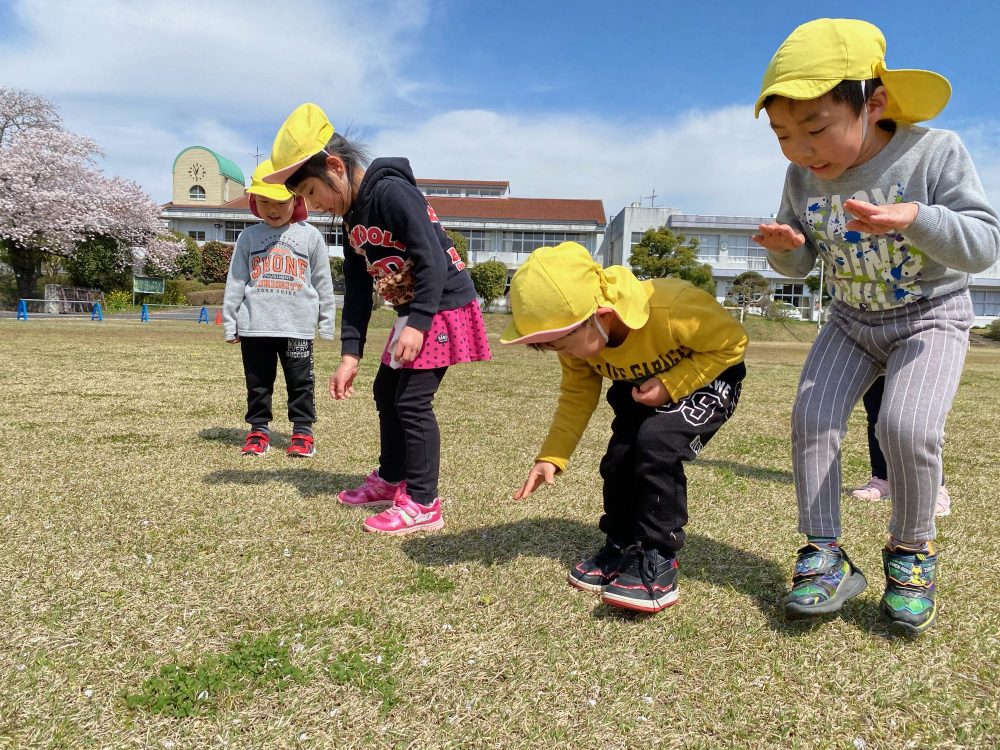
[499,318,588,345]
[754,78,841,117]
[262,156,313,184]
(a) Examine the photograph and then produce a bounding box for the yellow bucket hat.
[247,160,294,201]
[500,242,650,345]
[263,102,335,184]
[754,18,951,123]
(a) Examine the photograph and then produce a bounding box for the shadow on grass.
[200,427,294,449]
[202,468,365,499]
[400,517,850,634]
[699,459,795,485]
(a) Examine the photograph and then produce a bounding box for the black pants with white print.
[240,337,316,434]
[599,362,745,556]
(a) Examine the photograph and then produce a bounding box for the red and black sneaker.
[287,433,316,458]
[241,430,270,457]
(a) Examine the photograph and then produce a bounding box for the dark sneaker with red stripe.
[287,433,315,458]
[241,430,270,457]
[600,545,679,613]
[567,538,625,592]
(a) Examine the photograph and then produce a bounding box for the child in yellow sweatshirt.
[501,242,747,613]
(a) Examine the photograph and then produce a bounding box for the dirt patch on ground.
[970,331,1000,348]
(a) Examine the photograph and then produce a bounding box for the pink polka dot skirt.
[381,300,492,370]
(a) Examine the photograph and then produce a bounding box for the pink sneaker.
[851,477,890,501]
[337,471,404,507]
[362,488,444,536]
[934,486,951,518]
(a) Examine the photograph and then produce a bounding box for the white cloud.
[0,0,431,198]
[372,106,790,218]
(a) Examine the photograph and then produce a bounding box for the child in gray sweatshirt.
[223,160,336,458]
[753,18,1000,634]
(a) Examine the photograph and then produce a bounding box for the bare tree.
[0,87,61,148]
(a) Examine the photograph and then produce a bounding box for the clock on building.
[188,163,206,181]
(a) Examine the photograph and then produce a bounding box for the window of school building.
[455,229,490,253]
[189,185,206,200]
[772,282,806,308]
[188,230,206,242]
[225,221,255,243]
[727,234,768,269]
[502,231,588,255]
[971,289,1000,318]
[312,223,343,248]
[691,233,720,263]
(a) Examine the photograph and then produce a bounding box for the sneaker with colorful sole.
[287,433,315,458]
[362,489,444,536]
[784,541,867,617]
[241,430,270,457]
[337,470,405,507]
[881,543,938,635]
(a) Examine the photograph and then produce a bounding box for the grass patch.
[123,632,306,717]
[0,319,998,748]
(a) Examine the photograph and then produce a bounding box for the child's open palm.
[844,199,918,235]
[752,222,805,252]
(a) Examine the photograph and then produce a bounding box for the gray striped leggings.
[792,290,973,543]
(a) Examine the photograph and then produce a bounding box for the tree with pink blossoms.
[0,112,169,300]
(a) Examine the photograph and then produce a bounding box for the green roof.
[173,146,246,185]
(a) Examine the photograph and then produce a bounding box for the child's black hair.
[763,77,883,116]
[828,77,883,115]
[284,131,370,191]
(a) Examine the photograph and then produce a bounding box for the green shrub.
[0,269,16,308]
[988,319,1000,341]
[186,290,225,306]
[166,231,202,280]
[469,260,508,312]
[104,290,133,313]
[201,242,234,283]
[66,236,130,291]
[146,278,187,306]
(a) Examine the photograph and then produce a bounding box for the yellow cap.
[755,18,950,123]
[263,102,335,184]
[247,160,294,201]
[500,242,650,345]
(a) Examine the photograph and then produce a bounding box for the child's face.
[255,195,296,227]
[764,91,886,180]
[536,316,609,359]
[294,156,354,216]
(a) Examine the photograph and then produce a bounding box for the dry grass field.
[1,313,998,749]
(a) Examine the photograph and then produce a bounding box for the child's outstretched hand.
[513,461,558,500]
[752,222,805,252]
[844,199,918,234]
[632,377,669,407]
[394,326,424,364]
[330,355,359,400]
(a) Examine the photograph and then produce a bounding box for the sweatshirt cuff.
[901,202,939,246]
[407,310,435,331]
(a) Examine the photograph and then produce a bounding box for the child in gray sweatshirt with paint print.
[753,18,1000,635]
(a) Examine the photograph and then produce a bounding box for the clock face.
[188,162,205,181]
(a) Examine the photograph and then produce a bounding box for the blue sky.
[2,0,1000,217]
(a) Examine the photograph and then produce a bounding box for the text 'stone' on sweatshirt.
[771,125,1000,311]
[222,220,336,341]
[537,278,748,472]
[341,157,476,357]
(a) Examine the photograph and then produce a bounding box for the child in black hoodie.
[264,103,491,535]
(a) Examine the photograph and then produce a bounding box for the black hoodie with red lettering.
[340,157,476,357]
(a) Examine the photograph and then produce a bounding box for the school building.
[159,147,1000,325]
[605,204,1000,325]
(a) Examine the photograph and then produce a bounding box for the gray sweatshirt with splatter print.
[770,125,1000,310]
